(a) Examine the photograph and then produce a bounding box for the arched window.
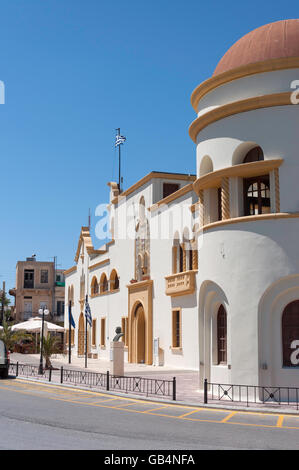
[68,285,74,306]
[110,216,115,239]
[139,196,145,222]
[217,305,227,364]
[91,276,99,296]
[70,285,74,305]
[282,301,299,367]
[80,273,85,300]
[172,232,180,274]
[243,146,264,164]
[143,252,148,275]
[100,273,108,294]
[110,269,119,291]
[179,244,184,273]
[244,176,270,216]
[199,155,213,176]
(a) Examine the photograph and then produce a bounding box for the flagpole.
[116,128,121,191]
[68,300,72,364]
[85,295,88,368]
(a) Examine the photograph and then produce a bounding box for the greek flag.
[115,134,126,147]
[85,299,92,326]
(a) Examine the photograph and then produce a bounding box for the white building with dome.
[64,19,299,391]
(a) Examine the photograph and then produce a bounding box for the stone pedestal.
[110,341,124,376]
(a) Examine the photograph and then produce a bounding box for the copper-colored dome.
[214,19,299,76]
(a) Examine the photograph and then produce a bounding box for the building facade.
[64,19,299,391]
[11,256,65,324]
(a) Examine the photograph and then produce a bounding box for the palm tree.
[42,334,61,369]
[0,314,32,352]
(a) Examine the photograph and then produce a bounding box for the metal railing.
[204,379,299,409]
[109,373,175,399]
[8,363,176,400]
[9,362,50,380]
[61,368,107,389]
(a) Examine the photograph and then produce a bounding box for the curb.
[13,375,299,416]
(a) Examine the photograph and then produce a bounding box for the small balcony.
[165,270,197,297]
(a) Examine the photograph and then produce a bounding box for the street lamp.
[38,306,49,375]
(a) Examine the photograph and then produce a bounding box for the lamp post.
[38,306,49,375]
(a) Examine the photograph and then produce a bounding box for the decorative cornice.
[191,57,299,112]
[200,212,299,232]
[149,183,195,212]
[127,279,153,292]
[193,159,284,194]
[189,92,293,143]
[88,259,110,271]
[74,226,93,263]
[63,266,77,276]
[112,172,196,205]
[86,247,107,256]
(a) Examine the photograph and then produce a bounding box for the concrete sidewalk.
[9,353,299,414]
[10,352,201,403]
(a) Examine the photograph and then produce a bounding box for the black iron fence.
[9,363,176,400]
[9,362,50,380]
[204,379,299,409]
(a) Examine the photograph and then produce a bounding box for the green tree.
[0,314,32,352]
[42,334,61,369]
[0,290,10,307]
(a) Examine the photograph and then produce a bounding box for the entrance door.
[133,303,146,364]
[24,302,32,320]
[78,313,85,357]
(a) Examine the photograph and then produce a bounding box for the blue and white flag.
[68,302,75,329]
[115,134,126,147]
[85,300,92,326]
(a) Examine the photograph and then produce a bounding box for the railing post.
[16,362,19,377]
[60,366,63,384]
[106,371,110,391]
[49,368,52,382]
[204,379,208,404]
[173,377,176,401]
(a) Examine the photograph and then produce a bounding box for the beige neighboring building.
[11,256,65,324]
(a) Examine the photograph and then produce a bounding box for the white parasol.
[11,317,64,333]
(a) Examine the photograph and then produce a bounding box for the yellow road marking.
[221,411,237,423]
[91,397,121,404]
[111,402,143,409]
[142,406,169,413]
[178,409,203,418]
[1,380,299,431]
[277,415,284,427]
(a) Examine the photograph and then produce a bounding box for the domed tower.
[190,20,299,391]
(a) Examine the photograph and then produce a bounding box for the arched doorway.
[132,303,146,364]
[282,300,299,367]
[78,313,85,357]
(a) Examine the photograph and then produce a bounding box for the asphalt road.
[0,378,299,450]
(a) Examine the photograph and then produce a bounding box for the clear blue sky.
[1,0,298,293]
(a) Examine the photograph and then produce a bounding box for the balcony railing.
[165,270,197,297]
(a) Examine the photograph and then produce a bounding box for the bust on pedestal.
[111,327,124,376]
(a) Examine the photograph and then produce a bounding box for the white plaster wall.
[198,217,299,386]
[197,68,299,116]
[149,191,199,369]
